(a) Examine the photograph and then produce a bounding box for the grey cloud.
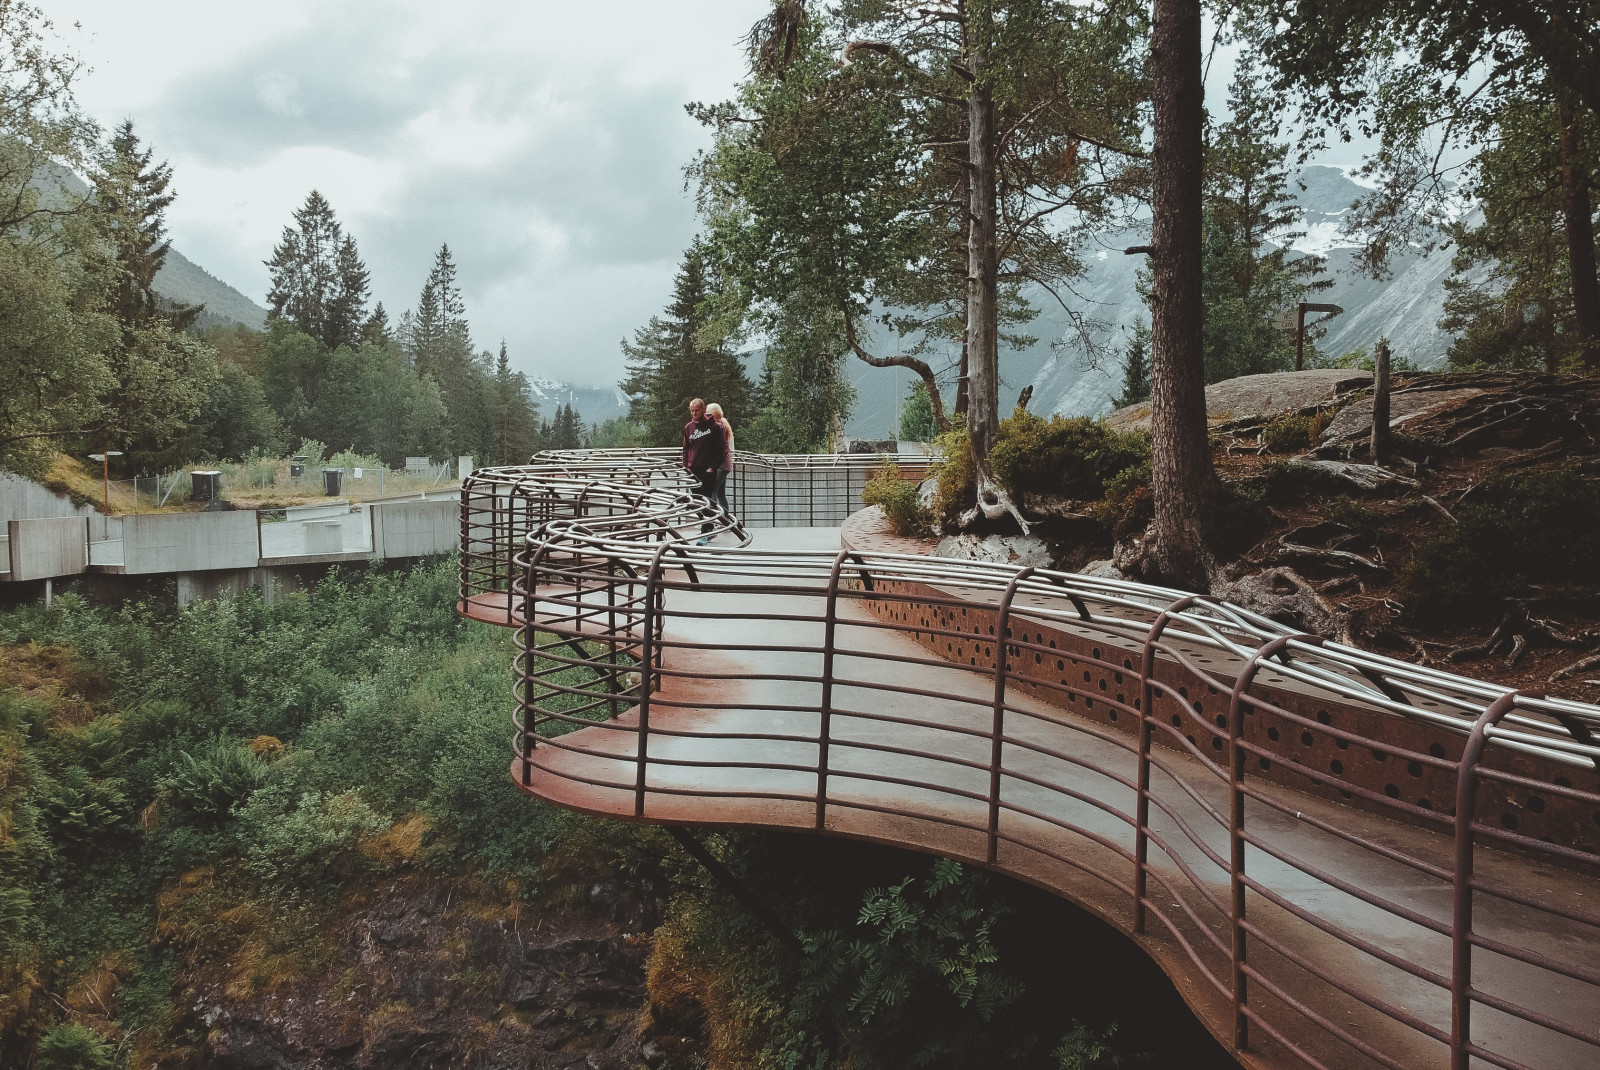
[139,11,723,388]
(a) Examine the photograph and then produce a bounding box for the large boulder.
[1106,370,1371,432]
[934,533,1055,568]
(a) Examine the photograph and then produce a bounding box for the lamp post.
[86,451,124,513]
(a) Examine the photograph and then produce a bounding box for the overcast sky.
[41,0,766,388]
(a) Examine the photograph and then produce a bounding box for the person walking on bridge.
[680,397,725,540]
[705,401,735,519]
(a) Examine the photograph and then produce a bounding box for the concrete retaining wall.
[122,511,260,574]
[5,517,89,581]
[0,472,100,525]
[374,500,457,559]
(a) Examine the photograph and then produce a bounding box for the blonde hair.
[705,402,732,436]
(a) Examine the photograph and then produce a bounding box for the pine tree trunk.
[962,59,1028,531]
[1558,91,1600,371]
[956,150,972,419]
[1147,0,1214,588]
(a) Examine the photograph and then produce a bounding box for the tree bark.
[1147,0,1214,589]
[1371,337,1391,465]
[963,53,1029,532]
[955,138,972,419]
[843,314,950,433]
[1558,90,1600,371]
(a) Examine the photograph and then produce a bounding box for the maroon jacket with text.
[680,415,726,475]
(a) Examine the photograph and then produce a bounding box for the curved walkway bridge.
[457,450,1600,1070]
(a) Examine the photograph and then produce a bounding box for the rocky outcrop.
[934,534,1055,568]
[1106,370,1372,433]
[178,878,662,1070]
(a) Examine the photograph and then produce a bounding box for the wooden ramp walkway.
[459,521,1600,1070]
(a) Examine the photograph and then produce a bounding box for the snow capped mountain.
[526,378,631,427]
[840,166,1469,435]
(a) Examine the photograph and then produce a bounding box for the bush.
[1261,411,1333,453]
[1091,463,1153,539]
[36,1022,116,1070]
[240,785,390,890]
[989,412,1150,503]
[931,416,1150,529]
[861,462,930,536]
[159,738,270,824]
[1402,471,1600,625]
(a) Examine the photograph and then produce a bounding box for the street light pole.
[87,451,125,513]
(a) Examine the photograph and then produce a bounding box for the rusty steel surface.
[458,451,1600,1070]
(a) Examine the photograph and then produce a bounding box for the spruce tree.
[265,191,344,347]
[93,120,198,330]
[327,234,370,349]
[620,240,753,446]
[1113,320,1151,409]
[362,302,392,347]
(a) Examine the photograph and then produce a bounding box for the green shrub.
[931,416,1150,528]
[929,426,975,525]
[1261,411,1333,453]
[1091,462,1153,538]
[1402,471,1600,625]
[1208,479,1271,555]
[861,461,930,536]
[36,1022,116,1070]
[240,785,390,890]
[159,738,269,824]
[989,411,1150,502]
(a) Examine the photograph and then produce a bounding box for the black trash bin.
[190,470,221,502]
[289,455,307,479]
[322,468,343,496]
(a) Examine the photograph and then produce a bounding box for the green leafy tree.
[1256,0,1600,366]
[898,382,937,442]
[0,5,115,471]
[1440,94,1599,372]
[696,0,1146,525]
[739,295,856,454]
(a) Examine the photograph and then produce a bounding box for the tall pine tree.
[93,119,199,331]
[620,240,753,446]
[326,233,371,350]
[265,191,348,348]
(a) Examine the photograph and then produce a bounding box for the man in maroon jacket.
[680,398,726,539]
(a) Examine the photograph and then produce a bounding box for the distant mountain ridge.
[841,165,1468,436]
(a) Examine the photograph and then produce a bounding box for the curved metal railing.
[460,450,1600,1070]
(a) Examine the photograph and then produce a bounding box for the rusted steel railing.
[460,452,1600,1070]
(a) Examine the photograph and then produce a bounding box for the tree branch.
[843,312,951,433]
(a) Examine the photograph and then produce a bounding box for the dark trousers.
[692,470,718,533]
[713,469,731,514]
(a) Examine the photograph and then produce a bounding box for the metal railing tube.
[1135,593,1204,933]
[1226,633,1319,1051]
[1451,690,1523,1070]
[988,568,1035,865]
[635,543,672,818]
[816,550,853,829]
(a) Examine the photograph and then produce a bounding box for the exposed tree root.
[1214,566,1351,642]
[1286,459,1421,492]
[1550,649,1600,682]
[1450,602,1597,668]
